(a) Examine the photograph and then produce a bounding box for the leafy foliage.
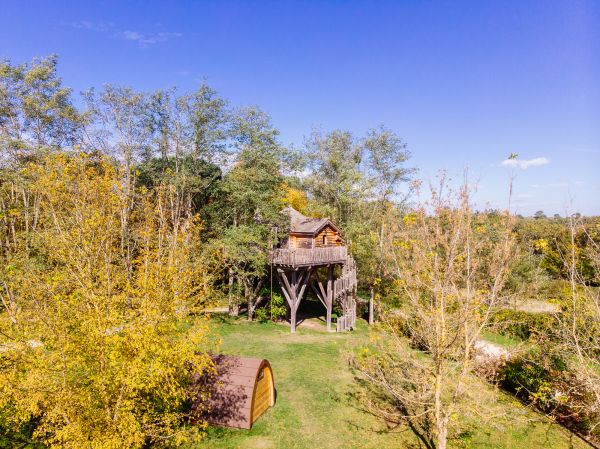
[0,154,215,447]
[499,348,600,439]
[489,309,557,341]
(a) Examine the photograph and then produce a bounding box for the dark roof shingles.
[283,206,331,234]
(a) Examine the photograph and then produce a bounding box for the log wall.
[314,225,343,247]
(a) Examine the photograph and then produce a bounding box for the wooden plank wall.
[314,226,343,247]
[290,235,313,249]
[251,365,274,424]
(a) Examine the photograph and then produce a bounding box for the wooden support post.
[311,282,326,308]
[290,270,297,333]
[277,268,295,332]
[276,267,313,333]
[326,265,334,331]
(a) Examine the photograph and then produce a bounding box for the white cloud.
[501,157,549,169]
[70,20,113,32]
[69,20,181,47]
[121,30,182,46]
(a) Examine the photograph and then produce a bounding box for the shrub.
[253,290,287,323]
[488,309,556,341]
[270,291,286,321]
[255,308,269,323]
[497,348,599,439]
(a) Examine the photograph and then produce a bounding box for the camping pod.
[204,355,275,429]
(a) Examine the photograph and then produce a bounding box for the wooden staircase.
[335,296,356,332]
[334,255,358,332]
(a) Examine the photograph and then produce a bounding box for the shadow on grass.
[345,372,436,449]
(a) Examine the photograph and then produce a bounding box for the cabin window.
[322,235,326,245]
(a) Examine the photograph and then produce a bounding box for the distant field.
[196,316,589,449]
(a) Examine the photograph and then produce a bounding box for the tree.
[0,56,83,260]
[303,129,364,226]
[363,125,413,206]
[358,126,415,319]
[0,153,214,447]
[0,55,81,159]
[303,127,414,320]
[354,175,515,449]
[211,107,289,318]
[556,216,600,435]
[534,210,546,220]
[188,83,229,163]
[137,155,223,232]
[83,85,151,179]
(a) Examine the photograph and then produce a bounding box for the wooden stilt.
[276,267,313,333]
[272,245,357,334]
[326,265,333,331]
[311,282,326,308]
[277,268,294,332]
[290,271,297,332]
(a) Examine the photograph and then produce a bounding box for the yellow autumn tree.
[282,184,308,213]
[0,153,215,448]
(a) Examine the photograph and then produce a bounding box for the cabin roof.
[282,206,339,235]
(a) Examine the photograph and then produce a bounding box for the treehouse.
[270,207,358,333]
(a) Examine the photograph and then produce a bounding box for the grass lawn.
[481,330,524,350]
[199,315,589,449]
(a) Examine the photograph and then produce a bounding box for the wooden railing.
[334,256,357,299]
[269,246,348,266]
[336,296,356,332]
[334,272,357,299]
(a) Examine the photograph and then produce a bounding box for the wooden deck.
[269,246,348,267]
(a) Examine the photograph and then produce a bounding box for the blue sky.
[1,0,599,215]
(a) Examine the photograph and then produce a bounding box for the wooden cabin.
[283,206,344,250]
[202,355,275,429]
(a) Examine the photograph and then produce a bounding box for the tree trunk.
[246,278,264,321]
[230,275,240,317]
[245,281,253,321]
[436,418,448,449]
[434,360,448,449]
[369,286,374,325]
[227,268,235,316]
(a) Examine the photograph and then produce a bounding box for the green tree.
[0,55,81,159]
[303,129,364,226]
[214,107,289,318]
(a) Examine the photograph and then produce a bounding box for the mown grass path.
[201,316,588,449]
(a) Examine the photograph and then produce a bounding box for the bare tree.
[557,215,600,435]
[354,174,516,449]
